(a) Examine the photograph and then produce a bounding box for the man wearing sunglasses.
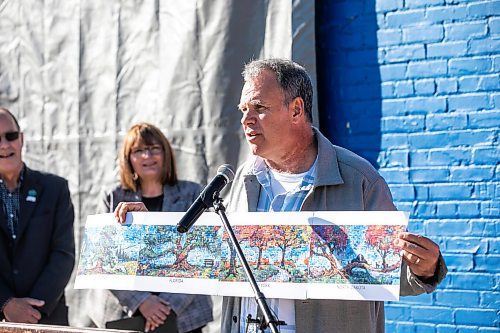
[0,107,75,325]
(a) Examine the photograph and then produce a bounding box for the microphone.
[176,164,235,233]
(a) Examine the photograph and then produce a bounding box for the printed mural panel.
[76,211,408,301]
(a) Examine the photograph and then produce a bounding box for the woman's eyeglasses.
[0,131,20,142]
[130,145,163,157]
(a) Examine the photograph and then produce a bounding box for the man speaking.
[220,59,447,333]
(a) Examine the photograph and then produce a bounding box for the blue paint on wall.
[315,0,500,331]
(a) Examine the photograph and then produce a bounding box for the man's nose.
[241,111,255,126]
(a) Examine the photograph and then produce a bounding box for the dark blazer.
[0,166,75,325]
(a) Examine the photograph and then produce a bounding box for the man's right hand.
[3,297,44,323]
[114,202,149,224]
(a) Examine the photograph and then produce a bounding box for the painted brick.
[444,21,488,41]
[469,38,500,55]
[381,133,410,149]
[456,202,482,218]
[393,322,417,333]
[403,25,444,43]
[440,272,497,291]
[448,93,491,110]
[487,239,500,255]
[407,60,447,78]
[479,328,500,333]
[382,99,406,116]
[381,82,394,98]
[382,115,425,132]
[385,304,412,320]
[436,325,478,333]
[406,96,447,113]
[467,1,500,19]
[436,202,458,217]
[414,202,437,217]
[396,202,418,216]
[426,220,471,237]
[414,79,436,95]
[407,218,424,234]
[427,41,468,58]
[377,29,403,46]
[434,290,480,307]
[448,57,492,75]
[474,254,500,272]
[395,80,415,97]
[378,168,410,183]
[429,183,474,200]
[426,113,467,131]
[468,111,500,128]
[385,44,426,62]
[415,324,437,333]
[458,74,500,93]
[411,306,454,324]
[444,237,487,254]
[436,78,458,94]
[380,63,408,80]
[450,166,495,181]
[494,55,500,71]
[377,149,409,168]
[492,92,500,108]
[427,149,471,166]
[469,220,500,237]
[479,291,500,309]
[386,9,426,28]
[405,0,444,9]
[388,184,416,200]
[472,147,500,165]
[455,308,499,326]
[425,5,468,23]
[480,202,500,218]
[473,183,500,200]
[409,168,450,183]
[376,0,403,12]
[444,253,474,271]
[490,17,500,35]
[410,130,496,149]
[401,291,433,304]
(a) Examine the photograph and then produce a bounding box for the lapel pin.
[26,189,37,202]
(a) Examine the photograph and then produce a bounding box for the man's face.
[0,112,23,178]
[238,70,294,162]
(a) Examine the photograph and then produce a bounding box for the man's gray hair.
[242,59,313,123]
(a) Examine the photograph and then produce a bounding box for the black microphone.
[176,164,235,233]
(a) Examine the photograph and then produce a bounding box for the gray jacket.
[221,129,447,333]
[85,181,213,333]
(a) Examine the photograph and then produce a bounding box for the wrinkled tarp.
[0,0,315,330]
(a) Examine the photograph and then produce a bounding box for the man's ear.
[290,97,305,121]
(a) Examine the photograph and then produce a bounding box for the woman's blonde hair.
[119,122,177,192]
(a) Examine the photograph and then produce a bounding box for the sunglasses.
[0,131,20,142]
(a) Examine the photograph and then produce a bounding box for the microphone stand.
[212,196,285,333]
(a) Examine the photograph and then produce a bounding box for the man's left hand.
[394,232,440,278]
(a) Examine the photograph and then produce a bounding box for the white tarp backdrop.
[0,0,316,330]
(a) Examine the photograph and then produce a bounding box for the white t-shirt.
[240,160,317,333]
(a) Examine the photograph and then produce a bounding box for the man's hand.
[114,202,148,224]
[138,295,171,332]
[3,297,44,323]
[394,232,440,278]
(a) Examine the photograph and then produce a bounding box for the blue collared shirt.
[240,157,317,333]
[0,168,24,239]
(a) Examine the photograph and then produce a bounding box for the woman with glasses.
[89,123,213,333]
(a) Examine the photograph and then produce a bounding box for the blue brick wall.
[316,0,499,331]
